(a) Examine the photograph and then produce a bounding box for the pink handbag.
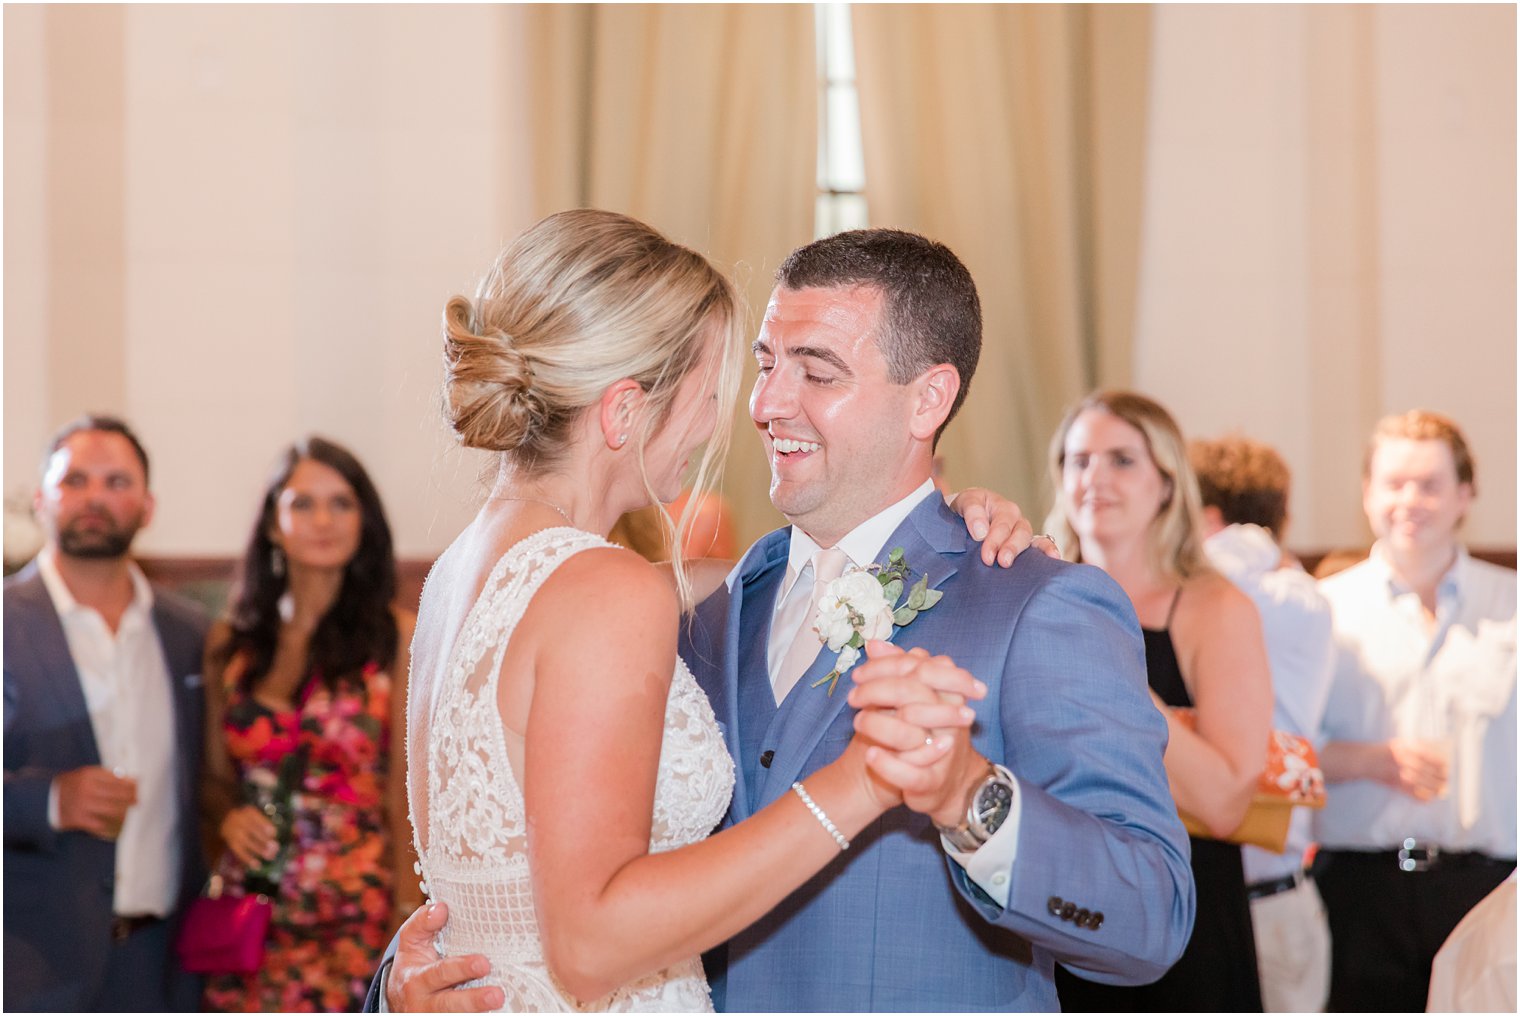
[175,876,272,975]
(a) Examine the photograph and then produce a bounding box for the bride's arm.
[521,548,967,1003]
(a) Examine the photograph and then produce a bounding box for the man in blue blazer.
[678,229,1191,1011]
[4,416,207,1011]
[375,230,1192,1012]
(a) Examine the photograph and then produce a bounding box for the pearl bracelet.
[791,781,850,851]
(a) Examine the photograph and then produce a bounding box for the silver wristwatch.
[937,763,1016,852]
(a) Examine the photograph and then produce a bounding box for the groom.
[381,229,1193,1011]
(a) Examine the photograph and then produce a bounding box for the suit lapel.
[757,649,853,803]
[12,569,102,766]
[716,533,789,823]
[758,496,967,802]
[151,598,201,835]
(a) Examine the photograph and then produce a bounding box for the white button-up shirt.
[1316,543,1516,857]
[38,547,182,916]
[1205,524,1336,882]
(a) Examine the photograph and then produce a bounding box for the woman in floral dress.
[202,437,418,1012]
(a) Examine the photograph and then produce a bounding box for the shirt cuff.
[47,778,60,831]
[941,774,1023,908]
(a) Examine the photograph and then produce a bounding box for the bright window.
[815,3,868,238]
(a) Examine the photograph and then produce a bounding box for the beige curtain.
[520,3,818,547]
[853,4,1152,512]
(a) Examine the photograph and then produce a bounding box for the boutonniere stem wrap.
[810,547,943,695]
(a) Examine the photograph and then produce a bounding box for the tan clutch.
[1173,710,1326,854]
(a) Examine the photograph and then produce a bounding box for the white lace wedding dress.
[407,527,735,1012]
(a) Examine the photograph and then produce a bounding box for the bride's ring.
[925,735,936,748]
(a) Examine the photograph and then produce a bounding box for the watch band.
[936,763,1014,852]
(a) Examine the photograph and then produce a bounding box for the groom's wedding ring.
[925,735,936,748]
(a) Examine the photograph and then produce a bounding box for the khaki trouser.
[1250,875,1331,1013]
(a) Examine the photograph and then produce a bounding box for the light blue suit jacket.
[681,496,1194,1012]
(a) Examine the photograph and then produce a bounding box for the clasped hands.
[846,640,991,829]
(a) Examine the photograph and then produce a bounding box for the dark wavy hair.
[223,436,398,694]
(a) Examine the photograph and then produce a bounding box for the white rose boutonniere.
[810,547,943,695]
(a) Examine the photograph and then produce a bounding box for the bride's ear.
[599,379,644,450]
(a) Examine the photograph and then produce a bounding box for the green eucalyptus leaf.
[921,588,944,609]
[893,606,917,626]
[889,547,905,563]
[848,632,864,648]
[907,582,927,610]
[882,578,904,604]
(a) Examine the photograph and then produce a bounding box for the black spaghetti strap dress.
[1055,593,1264,1012]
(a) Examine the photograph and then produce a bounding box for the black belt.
[1323,842,1516,874]
[1246,868,1311,901]
[109,913,162,942]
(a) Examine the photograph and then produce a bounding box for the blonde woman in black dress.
[1046,390,1272,1012]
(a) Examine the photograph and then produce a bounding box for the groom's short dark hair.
[776,229,982,434]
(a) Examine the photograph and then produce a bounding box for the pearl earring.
[617,433,628,447]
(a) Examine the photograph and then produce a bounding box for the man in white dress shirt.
[1191,435,1335,1013]
[4,415,208,1011]
[1314,410,1516,1013]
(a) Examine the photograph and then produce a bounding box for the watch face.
[974,779,1014,835]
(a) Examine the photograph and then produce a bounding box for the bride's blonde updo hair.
[442,209,743,602]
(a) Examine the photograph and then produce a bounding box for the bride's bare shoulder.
[538,544,678,621]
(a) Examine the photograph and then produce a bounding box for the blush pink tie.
[772,547,851,704]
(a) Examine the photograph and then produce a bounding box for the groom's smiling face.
[749,284,925,546]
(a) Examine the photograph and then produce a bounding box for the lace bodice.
[407,528,734,1012]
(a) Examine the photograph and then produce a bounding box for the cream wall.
[6,5,1515,557]
[1134,4,1516,548]
[6,5,539,557]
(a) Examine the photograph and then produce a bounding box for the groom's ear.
[906,364,960,442]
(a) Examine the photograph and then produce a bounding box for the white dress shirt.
[1315,543,1516,857]
[1205,524,1335,882]
[38,548,182,916]
[771,480,1024,906]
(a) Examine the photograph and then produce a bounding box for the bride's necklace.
[489,495,575,526]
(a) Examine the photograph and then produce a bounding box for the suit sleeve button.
[1060,902,1077,921]
[1047,896,1064,916]
[760,750,774,768]
[1090,911,1104,930]
[1074,908,1091,928]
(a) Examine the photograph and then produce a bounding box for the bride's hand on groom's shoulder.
[845,641,987,821]
[947,487,1060,566]
[386,902,505,1013]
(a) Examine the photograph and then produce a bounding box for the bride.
[400,210,995,1012]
